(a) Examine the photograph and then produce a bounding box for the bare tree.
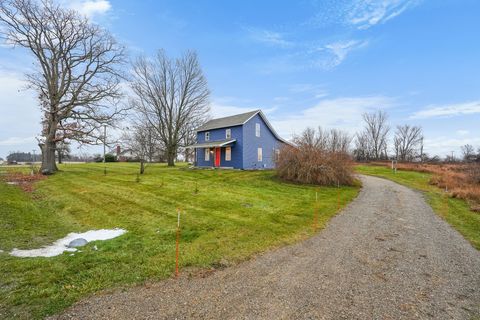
[130,50,210,166]
[461,144,476,162]
[329,128,352,153]
[56,141,70,164]
[393,125,423,161]
[0,0,126,174]
[122,123,158,174]
[360,110,390,160]
[293,127,351,153]
[353,131,371,161]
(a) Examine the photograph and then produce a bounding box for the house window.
[275,148,280,161]
[257,147,262,162]
[226,128,231,139]
[205,148,210,161]
[225,147,231,161]
[255,123,260,137]
[205,132,210,141]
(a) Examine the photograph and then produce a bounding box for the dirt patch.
[2,172,47,192]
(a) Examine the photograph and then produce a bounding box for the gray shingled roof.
[196,110,260,132]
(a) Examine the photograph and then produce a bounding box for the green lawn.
[0,163,359,319]
[356,165,480,250]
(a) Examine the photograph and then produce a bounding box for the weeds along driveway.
[53,175,480,320]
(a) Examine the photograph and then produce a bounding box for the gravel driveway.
[53,175,480,320]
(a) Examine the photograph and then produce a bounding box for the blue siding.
[242,113,283,169]
[195,125,243,169]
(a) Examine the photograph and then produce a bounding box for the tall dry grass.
[370,161,480,211]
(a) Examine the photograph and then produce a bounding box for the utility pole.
[103,125,107,175]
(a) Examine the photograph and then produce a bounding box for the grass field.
[0,163,359,319]
[356,165,480,250]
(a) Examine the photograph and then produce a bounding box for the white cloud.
[410,101,480,119]
[270,96,396,139]
[348,0,421,30]
[256,38,368,74]
[210,102,277,120]
[423,136,480,157]
[246,27,293,48]
[307,0,421,30]
[69,0,112,18]
[456,130,469,136]
[320,40,369,68]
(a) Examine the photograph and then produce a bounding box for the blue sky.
[1,0,479,159]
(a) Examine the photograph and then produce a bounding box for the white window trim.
[257,147,263,162]
[255,123,260,137]
[225,147,231,161]
[226,128,231,139]
[205,148,210,161]
[205,132,210,141]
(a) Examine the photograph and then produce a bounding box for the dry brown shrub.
[276,145,354,186]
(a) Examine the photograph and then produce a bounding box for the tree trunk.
[166,146,176,166]
[140,160,145,174]
[40,141,58,174]
[58,150,63,164]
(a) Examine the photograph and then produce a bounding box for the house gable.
[242,113,284,169]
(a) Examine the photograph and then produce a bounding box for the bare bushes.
[276,127,354,186]
[466,163,480,185]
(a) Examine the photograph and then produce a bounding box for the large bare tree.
[130,50,210,166]
[393,124,423,161]
[0,0,125,174]
[359,110,390,160]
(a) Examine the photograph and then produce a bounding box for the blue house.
[188,110,290,169]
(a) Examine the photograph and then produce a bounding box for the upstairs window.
[205,132,210,141]
[255,123,260,137]
[226,128,231,139]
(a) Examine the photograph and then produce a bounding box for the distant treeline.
[5,151,91,163]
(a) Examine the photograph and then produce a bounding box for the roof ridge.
[208,109,259,122]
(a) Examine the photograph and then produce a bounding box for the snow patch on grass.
[10,229,126,258]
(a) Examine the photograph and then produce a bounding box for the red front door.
[215,148,221,167]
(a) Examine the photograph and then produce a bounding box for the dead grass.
[369,161,480,212]
[1,171,47,192]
